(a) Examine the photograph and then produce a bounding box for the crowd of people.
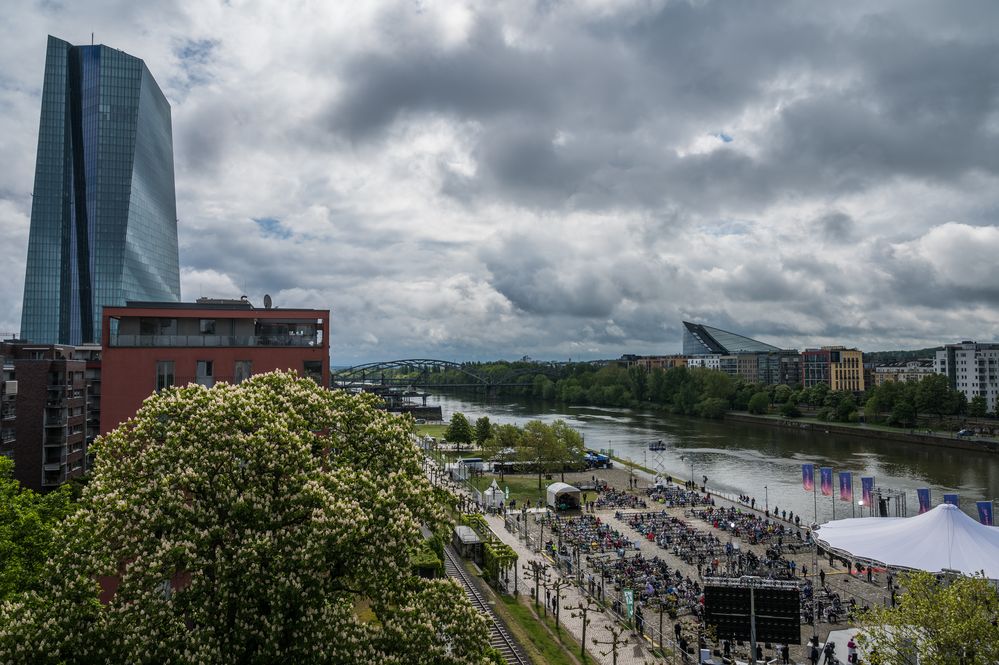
[594,488,648,510]
[691,505,810,549]
[646,484,713,508]
[590,553,706,619]
[549,514,640,555]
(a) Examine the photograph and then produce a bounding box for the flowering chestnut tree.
[0,371,490,664]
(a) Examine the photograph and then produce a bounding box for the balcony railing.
[110,334,320,348]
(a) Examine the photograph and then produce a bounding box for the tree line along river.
[425,392,999,524]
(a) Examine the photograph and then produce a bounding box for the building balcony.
[1,430,14,444]
[1,407,14,420]
[42,468,67,486]
[45,415,68,427]
[109,333,321,348]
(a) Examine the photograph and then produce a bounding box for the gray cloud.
[2,1,999,361]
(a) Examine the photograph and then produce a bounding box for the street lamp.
[810,523,819,646]
[680,454,694,489]
[764,485,769,513]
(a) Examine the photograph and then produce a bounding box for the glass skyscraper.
[21,36,180,345]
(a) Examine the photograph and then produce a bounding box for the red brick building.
[0,342,88,491]
[100,299,330,434]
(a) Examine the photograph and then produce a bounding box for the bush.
[780,401,801,418]
[816,408,832,422]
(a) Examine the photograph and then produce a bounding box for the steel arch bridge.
[331,359,561,390]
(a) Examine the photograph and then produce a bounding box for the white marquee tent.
[816,503,999,579]
[547,482,581,511]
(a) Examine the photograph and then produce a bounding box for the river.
[425,392,999,524]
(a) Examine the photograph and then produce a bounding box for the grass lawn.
[468,474,549,506]
[496,594,592,665]
[415,423,449,438]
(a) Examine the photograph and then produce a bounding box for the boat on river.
[648,439,668,451]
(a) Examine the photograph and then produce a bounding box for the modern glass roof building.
[20,36,180,345]
[682,321,781,355]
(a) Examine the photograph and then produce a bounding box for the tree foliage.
[747,391,770,415]
[445,412,474,450]
[858,571,999,664]
[473,416,492,446]
[0,458,75,602]
[0,372,490,664]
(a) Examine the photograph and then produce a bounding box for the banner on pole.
[820,467,833,496]
[943,493,959,507]
[838,472,853,502]
[624,588,634,618]
[861,477,874,507]
[917,488,931,514]
[977,501,994,526]
[802,464,814,492]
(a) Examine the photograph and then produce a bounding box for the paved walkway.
[483,510,659,665]
[426,454,894,664]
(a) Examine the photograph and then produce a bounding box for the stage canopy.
[547,482,581,511]
[816,503,999,579]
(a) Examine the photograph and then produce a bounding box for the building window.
[156,361,174,391]
[199,319,216,335]
[303,361,322,385]
[234,360,252,384]
[196,361,214,388]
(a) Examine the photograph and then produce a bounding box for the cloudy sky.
[2,1,998,364]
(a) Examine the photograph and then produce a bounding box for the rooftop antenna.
[91,33,94,46]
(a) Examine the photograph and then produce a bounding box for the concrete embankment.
[725,412,999,454]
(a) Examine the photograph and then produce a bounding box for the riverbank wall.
[725,412,999,454]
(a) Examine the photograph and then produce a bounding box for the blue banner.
[861,477,874,507]
[977,501,994,526]
[820,467,833,496]
[839,472,853,502]
[917,488,931,514]
[943,493,959,507]
[802,464,814,492]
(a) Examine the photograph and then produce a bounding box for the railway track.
[442,545,531,665]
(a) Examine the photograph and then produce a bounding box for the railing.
[1,429,14,443]
[0,407,14,420]
[110,334,320,348]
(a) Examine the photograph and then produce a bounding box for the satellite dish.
[264,294,272,309]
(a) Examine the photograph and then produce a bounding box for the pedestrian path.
[483,512,660,665]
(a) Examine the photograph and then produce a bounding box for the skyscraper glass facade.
[21,36,180,345]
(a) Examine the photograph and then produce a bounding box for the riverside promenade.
[440,454,896,664]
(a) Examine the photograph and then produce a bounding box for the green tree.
[780,400,801,418]
[969,395,989,418]
[747,391,770,415]
[474,416,492,446]
[445,412,474,452]
[916,374,956,420]
[835,393,857,422]
[697,397,728,419]
[773,384,792,404]
[889,399,917,427]
[550,419,585,482]
[519,420,559,490]
[858,571,999,664]
[0,372,490,664]
[627,366,648,402]
[0,459,75,601]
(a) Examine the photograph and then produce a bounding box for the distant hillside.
[863,347,942,363]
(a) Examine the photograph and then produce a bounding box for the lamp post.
[764,485,769,513]
[810,523,819,646]
[681,454,694,489]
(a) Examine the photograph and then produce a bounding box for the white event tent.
[816,503,999,579]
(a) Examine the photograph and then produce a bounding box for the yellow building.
[829,347,865,392]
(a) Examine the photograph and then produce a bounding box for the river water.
[426,392,999,524]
